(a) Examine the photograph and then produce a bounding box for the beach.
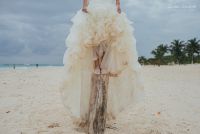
[0,65,200,134]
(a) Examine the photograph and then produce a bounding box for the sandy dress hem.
[60,1,145,122]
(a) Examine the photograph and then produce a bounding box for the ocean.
[0,64,64,70]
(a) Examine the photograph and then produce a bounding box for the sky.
[0,0,199,64]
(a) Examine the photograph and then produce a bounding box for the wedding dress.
[60,0,145,122]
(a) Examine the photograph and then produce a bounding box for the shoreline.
[0,64,199,72]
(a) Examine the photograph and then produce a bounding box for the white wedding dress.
[60,0,145,122]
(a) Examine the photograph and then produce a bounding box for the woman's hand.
[82,0,89,13]
[116,0,121,14]
[117,7,121,14]
[82,8,88,13]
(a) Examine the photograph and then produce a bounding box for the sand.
[0,64,200,134]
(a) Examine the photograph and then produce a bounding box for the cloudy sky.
[0,0,199,64]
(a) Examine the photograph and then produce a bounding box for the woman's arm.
[82,0,89,13]
[116,0,121,13]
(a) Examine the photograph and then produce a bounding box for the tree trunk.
[88,73,109,134]
[192,54,194,64]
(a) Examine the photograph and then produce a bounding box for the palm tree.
[138,56,148,65]
[169,40,185,64]
[185,38,200,64]
[151,44,168,66]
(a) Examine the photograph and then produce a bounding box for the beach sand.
[0,65,200,134]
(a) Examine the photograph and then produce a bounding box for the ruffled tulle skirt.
[60,1,145,122]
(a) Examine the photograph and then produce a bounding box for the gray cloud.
[0,0,76,64]
[126,0,200,57]
[0,0,199,64]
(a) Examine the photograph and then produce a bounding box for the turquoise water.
[0,64,64,70]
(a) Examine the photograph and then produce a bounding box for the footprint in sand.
[47,123,60,128]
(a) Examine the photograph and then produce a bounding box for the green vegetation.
[138,38,200,66]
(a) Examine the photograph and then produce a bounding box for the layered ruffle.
[61,2,144,121]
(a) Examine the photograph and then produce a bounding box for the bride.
[60,0,144,129]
